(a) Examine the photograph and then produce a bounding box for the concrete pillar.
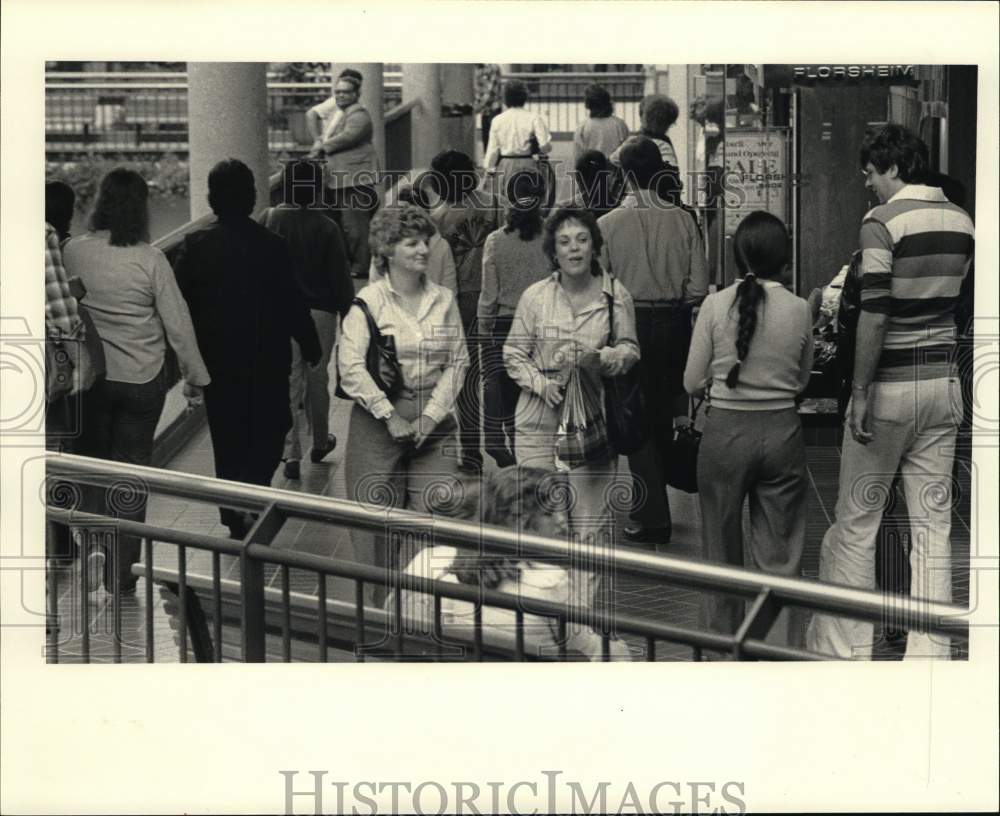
[186,62,271,220]
[330,62,385,170]
[663,65,693,206]
[402,63,442,168]
[440,64,476,159]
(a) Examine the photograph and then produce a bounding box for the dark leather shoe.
[283,460,301,480]
[310,435,337,463]
[623,524,672,545]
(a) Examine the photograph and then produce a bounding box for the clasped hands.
[385,412,437,448]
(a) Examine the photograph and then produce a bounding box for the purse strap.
[351,296,382,342]
[604,278,617,345]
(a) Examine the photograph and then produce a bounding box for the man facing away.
[807,124,974,660]
[598,136,708,546]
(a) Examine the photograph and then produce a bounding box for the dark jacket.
[257,206,354,316]
[173,216,321,388]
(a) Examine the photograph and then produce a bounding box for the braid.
[726,273,767,388]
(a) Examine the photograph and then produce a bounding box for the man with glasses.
[807,124,974,660]
[307,67,380,278]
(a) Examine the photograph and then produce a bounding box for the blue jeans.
[807,377,962,660]
[77,366,168,590]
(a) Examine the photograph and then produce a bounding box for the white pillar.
[402,63,442,168]
[663,65,693,206]
[330,62,385,170]
[186,62,271,220]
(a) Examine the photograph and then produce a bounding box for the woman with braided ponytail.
[683,211,814,648]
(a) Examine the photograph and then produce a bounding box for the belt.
[634,299,686,308]
[498,153,534,160]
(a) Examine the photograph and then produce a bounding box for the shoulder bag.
[602,280,645,455]
[334,296,403,400]
[664,397,704,494]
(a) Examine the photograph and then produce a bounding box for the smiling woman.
[339,204,471,603]
[502,206,640,548]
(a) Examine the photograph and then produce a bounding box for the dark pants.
[697,407,808,644]
[481,110,498,154]
[455,291,483,469]
[204,378,289,533]
[326,184,379,279]
[627,304,693,529]
[482,315,519,465]
[45,392,85,562]
[77,368,168,590]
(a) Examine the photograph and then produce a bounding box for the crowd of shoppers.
[44,62,973,663]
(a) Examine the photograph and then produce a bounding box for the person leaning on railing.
[307,67,380,280]
[63,168,210,594]
[683,211,814,649]
[392,466,632,661]
[339,204,469,605]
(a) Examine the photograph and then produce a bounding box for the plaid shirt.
[474,64,502,114]
[44,223,83,339]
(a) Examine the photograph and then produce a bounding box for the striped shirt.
[859,184,974,381]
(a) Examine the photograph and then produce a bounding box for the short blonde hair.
[368,203,436,275]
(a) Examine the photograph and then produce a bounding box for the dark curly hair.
[428,150,478,205]
[641,94,679,135]
[859,124,929,184]
[89,168,150,247]
[504,80,528,108]
[503,169,546,241]
[725,211,790,389]
[583,84,613,118]
[542,207,603,276]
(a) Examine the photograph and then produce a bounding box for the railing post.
[733,588,782,661]
[241,503,284,662]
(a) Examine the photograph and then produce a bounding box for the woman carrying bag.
[339,204,469,604]
[683,211,813,648]
[503,207,639,547]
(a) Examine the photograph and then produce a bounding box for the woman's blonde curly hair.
[368,202,436,275]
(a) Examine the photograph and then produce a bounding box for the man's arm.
[848,216,894,443]
[321,109,372,155]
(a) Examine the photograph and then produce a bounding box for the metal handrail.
[46,452,969,642]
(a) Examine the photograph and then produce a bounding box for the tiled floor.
[50,390,973,663]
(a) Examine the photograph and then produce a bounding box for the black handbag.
[334,297,403,400]
[664,398,704,494]
[602,280,645,455]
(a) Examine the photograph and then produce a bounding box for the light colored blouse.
[338,276,469,423]
[574,115,630,160]
[62,231,209,386]
[683,278,814,411]
[503,271,640,397]
[391,545,631,661]
[484,107,552,168]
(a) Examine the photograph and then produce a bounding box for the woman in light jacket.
[64,168,209,593]
[503,206,639,546]
[683,211,813,646]
[339,204,469,603]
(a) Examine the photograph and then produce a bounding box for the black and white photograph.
[2,2,998,814]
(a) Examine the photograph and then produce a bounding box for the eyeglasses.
[860,167,875,180]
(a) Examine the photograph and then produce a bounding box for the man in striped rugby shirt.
[807,125,975,660]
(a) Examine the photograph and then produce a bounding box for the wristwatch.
[380,409,395,424]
